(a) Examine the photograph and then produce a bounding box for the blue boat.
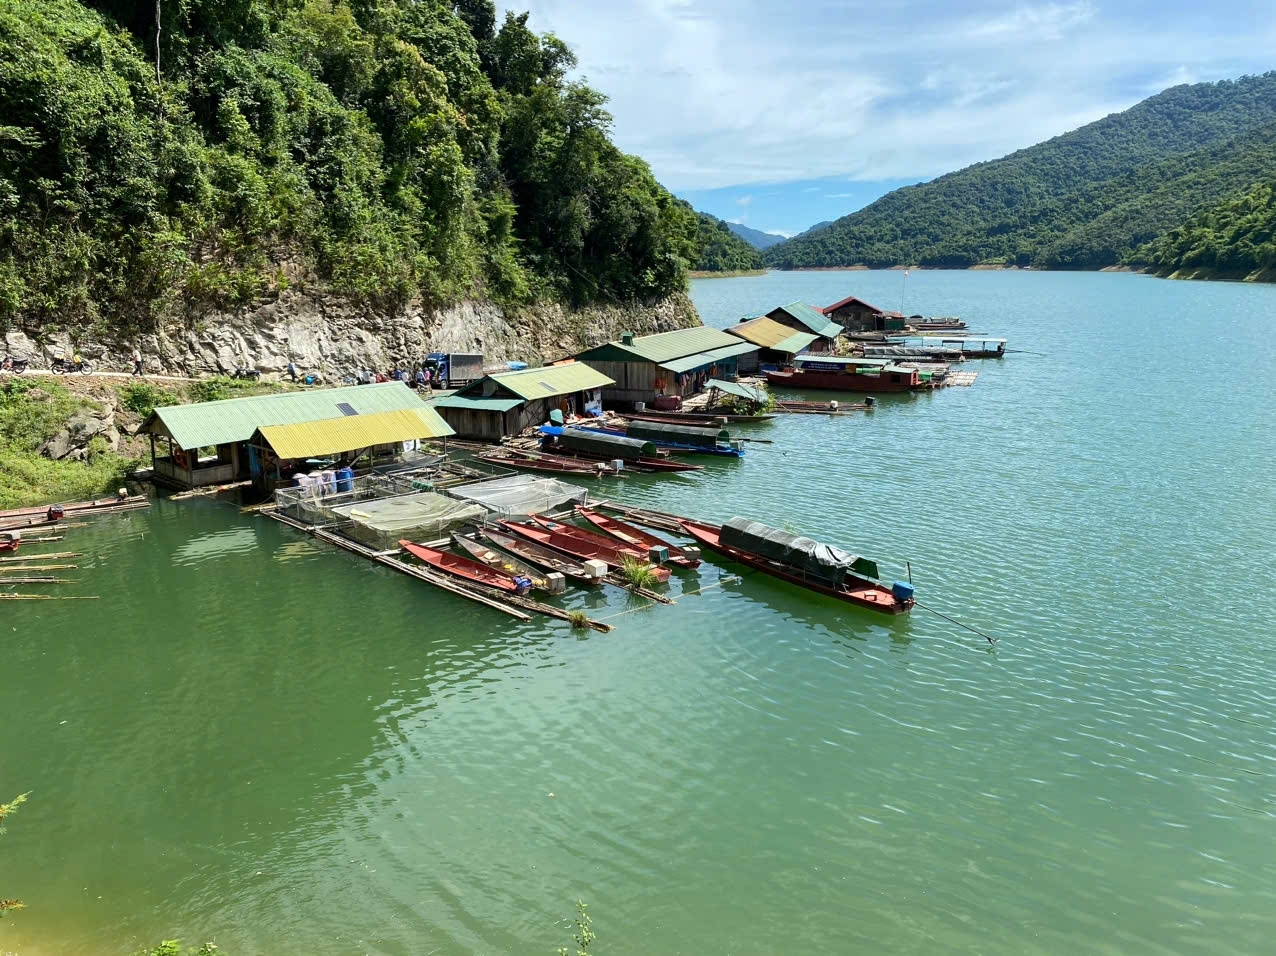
[569,420,745,458]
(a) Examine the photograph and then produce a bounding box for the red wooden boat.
[399,539,532,594]
[678,518,914,615]
[499,520,671,582]
[476,527,602,585]
[0,530,20,553]
[545,447,704,473]
[574,507,700,569]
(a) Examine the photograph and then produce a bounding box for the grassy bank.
[688,269,768,279]
[0,375,287,508]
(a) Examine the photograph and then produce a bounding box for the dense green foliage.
[0,379,139,506]
[765,74,1276,271]
[0,0,700,337]
[693,211,764,271]
[1131,179,1276,277]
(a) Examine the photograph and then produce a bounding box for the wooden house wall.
[435,406,508,442]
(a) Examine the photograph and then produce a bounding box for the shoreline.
[688,269,768,279]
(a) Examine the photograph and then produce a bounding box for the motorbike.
[231,365,262,380]
[51,351,93,375]
[1,355,28,374]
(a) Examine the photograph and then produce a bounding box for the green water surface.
[3,270,1275,954]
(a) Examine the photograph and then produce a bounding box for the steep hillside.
[1129,179,1276,278]
[0,0,700,338]
[726,222,786,249]
[694,213,765,271]
[765,74,1276,270]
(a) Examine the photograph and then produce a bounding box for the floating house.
[574,328,758,408]
[248,406,455,490]
[764,302,844,352]
[724,316,818,372]
[139,382,438,490]
[431,361,615,441]
[821,295,907,333]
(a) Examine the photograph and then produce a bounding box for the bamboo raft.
[265,510,614,632]
[0,551,81,563]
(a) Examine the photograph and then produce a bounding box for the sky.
[499,0,1276,236]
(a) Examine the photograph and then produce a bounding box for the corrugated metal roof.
[580,326,744,364]
[141,382,428,451]
[659,340,758,373]
[255,407,455,459]
[726,317,820,354]
[794,355,890,367]
[705,379,769,403]
[431,395,523,412]
[769,302,844,339]
[485,362,613,400]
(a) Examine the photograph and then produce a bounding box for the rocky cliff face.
[3,292,701,378]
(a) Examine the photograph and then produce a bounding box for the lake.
[2,270,1275,954]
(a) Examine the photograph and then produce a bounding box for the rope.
[914,600,998,645]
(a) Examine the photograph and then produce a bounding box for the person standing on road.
[287,359,298,383]
[131,346,142,377]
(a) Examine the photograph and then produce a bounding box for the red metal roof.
[822,295,886,316]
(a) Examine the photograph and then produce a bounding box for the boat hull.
[502,520,671,582]
[476,528,598,584]
[678,520,912,615]
[399,539,530,594]
[574,507,700,569]
[765,370,925,393]
[451,533,551,590]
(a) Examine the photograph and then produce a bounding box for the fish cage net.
[330,492,488,550]
[274,472,443,525]
[444,474,589,519]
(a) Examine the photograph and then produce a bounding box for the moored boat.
[451,532,553,590]
[678,516,914,615]
[477,448,620,476]
[0,530,20,553]
[399,539,532,594]
[766,356,936,393]
[574,506,700,568]
[538,427,704,472]
[573,421,744,458]
[476,527,603,584]
[625,410,776,425]
[501,519,671,582]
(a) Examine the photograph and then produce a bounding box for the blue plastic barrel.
[891,581,915,602]
[335,466,354,492]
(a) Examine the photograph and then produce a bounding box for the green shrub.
[119,381,180,417]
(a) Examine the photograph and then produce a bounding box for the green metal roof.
[485,363,613,400]
[770,302,844,339]
[141,382,428,451]
[431,395,523,412]
[579,326,744,364]
[659,340,758,374]
[772,330,820,354]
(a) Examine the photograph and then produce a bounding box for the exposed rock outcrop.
[6,292,701,379]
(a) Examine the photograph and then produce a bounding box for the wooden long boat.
[574,506,700,569]
[399,539,532,594]
[501,519,671,582]
[542,446,704,473]
[477,448,620,476]
[625,410,776,425]
[678,518,914,615]
[451,532,553,590]
[476,527,601,585]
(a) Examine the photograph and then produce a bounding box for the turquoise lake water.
[2,269,1275,954]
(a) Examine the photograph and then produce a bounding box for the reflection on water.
[2,271,1276,955]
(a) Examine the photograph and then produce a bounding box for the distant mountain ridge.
[693,212,765,272]
[726,222,787,249]
[764,73,1276,272]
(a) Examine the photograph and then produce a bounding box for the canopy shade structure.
[446,474,589,518]
[719,517,880,582]
[705,379,768,403]
[254,407,454,459]
[331,492,486,550]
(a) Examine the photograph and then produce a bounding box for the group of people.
[354,366,434,391]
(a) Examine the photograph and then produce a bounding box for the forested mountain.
[1130,179,1276,277]
[765,74,1276,271]
[0,0,704,336]
[693,213,764,271]
[726,222,786,249]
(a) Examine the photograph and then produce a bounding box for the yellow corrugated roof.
[255,407,455,459]
[727,316,813,349]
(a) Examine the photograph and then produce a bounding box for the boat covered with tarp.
[679,516,914,615]
[546,426,656,459]
[625,420,730,448]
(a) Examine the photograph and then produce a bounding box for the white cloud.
[503,0,1276,190]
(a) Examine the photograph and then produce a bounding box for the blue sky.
[501,0,1276,236]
